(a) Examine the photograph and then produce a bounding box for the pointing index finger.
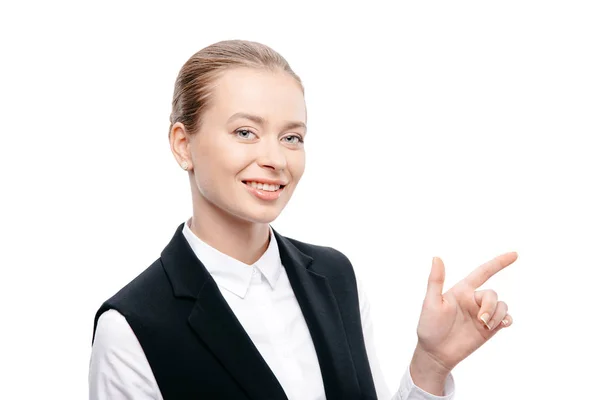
[464,252,518,288]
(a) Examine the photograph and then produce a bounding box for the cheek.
[195,135,249,173]
[190,138,230,192]
[289,150,306,181]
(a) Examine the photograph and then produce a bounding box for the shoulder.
[103,258,169,307]
[92,258,170,341]
[284,235,353,263]
[94,309,139,348]
[281,234,357,281]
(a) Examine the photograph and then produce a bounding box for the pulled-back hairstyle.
[169,40,304,135]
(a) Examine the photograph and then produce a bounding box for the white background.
[1,1,599,399]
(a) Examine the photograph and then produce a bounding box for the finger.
[487,301,508,330]
[425,257,445,304]
[464,252,518,288]
[499,313,513,329]
[474,290,498,329]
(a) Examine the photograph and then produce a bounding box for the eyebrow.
[227,112,307,132]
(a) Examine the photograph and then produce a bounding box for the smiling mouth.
[242,181,286,192]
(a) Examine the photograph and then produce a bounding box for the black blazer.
[92,223,377,399]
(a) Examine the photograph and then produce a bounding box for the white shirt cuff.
[396,367,455,400]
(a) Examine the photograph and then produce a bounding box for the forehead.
[209,67,306,124]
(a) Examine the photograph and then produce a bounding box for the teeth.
[246,181,281,192]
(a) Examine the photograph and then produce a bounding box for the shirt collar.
[182,218,282,298]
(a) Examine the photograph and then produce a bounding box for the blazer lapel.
[273,230,361,399]
[161,223,288,400]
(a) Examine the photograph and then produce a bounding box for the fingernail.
[501,318,510,327]
[480,313,491,329]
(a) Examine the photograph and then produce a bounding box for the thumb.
[426,256,445,303]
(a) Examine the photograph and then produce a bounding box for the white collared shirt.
[89,221,455,399]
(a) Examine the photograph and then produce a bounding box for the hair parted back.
[169,40,304,135]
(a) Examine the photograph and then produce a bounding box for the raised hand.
[409,252,518,395]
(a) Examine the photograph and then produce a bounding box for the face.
[174,67,307,225]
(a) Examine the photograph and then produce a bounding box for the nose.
[256,139,287,171]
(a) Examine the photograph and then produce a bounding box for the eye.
[235,129,257,140]
[282,135,304,145]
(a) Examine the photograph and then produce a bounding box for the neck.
[189,195,270,266]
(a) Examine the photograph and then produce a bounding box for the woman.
[89,40,517,400]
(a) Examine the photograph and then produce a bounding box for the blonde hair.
[169,40,304,135]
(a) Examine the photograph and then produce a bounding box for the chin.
[232,203,286,225]
[245,209,283,224]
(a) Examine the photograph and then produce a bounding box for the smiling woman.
[171,65,307,245]
[88,40,516,400]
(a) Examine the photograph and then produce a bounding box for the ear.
[169,122,192,170]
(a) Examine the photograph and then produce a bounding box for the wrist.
[409,344,452,396]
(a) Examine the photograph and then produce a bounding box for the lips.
[243,181,283,192]
[242,180,286,201]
